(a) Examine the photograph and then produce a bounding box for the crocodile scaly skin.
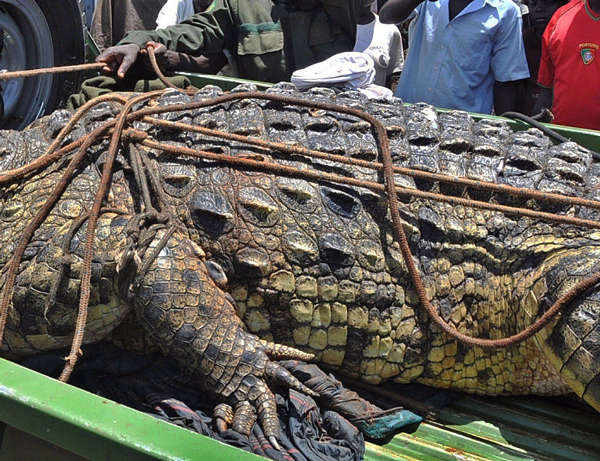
[1,85,600,438]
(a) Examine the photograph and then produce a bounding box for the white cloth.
[156,0,194,29]
[353,14,404,86]
[291,52,391,99]
[358,84,393,100]
[291,52,375,90]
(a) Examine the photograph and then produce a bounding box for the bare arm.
[141,41,227,75]
[379,0,424,24]
[173,53,228,74]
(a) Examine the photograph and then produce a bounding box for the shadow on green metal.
[0,358,262,461]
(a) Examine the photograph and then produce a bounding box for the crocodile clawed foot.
[208,336,318,449]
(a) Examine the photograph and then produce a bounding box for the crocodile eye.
[205,260,228,288]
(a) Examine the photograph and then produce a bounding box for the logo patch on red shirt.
[580,42,598,65]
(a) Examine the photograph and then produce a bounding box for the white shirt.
[156,0,194,29]
[353,14,404,86]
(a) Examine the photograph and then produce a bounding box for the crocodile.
[1,84,600,443]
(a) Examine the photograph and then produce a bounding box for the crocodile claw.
[259,339,315,362]
[269,436,282,451]
[213,403,233,433]
[208,334,318,446]
[264,361,319,398]
[230,373,279,441]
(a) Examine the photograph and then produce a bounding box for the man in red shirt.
[537,0,600,130]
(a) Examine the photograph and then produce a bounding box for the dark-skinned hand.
[96,43,141,79]
[140,41,183,73]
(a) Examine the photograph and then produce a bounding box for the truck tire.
[0,0,86,130]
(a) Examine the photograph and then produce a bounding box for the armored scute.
[0,85,599,443]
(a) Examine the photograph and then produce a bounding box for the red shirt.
[538,0,600,130]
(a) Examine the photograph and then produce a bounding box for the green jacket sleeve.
[118,0,234,56]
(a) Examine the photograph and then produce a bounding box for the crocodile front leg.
[126,229,316,446]
[535,247,600,412]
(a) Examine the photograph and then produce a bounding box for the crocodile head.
[150,148,600,414]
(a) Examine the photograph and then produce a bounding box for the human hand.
[140,41,182,73]
[96,43,141,79]
[532,108,554,123]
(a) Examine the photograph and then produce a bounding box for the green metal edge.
[469,112,600,152]
[174,72,273,92]
[0,358,263,461]
[364,391,600,461]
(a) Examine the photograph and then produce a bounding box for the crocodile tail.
[536,249,600,411]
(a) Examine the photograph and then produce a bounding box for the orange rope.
[0,63,105,80]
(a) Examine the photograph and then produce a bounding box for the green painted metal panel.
[365,391,600,461]
[1,425,88,461]
[175,72,273,92]
[0,358,263,461]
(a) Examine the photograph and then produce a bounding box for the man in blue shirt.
[380,0,530,114]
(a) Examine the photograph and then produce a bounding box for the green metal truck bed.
[2,358,599,461]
